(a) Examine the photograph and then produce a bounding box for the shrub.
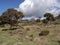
[57,40,60,44]
[9,28,17,30]
[39,30,49,36]
[26,28,30,31]
[42,19,48,24]
[29,34,33,41]
[36,19,40,22]
[2,29,8,31]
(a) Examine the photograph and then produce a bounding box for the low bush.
[2,29,8,31]
[39,30,49,36]
[9,28,17,30]
[26,28,30,31]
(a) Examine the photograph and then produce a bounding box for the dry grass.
[0,22,60,45]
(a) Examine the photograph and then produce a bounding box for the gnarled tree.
[1,8,24,28]
[44,13,55,24]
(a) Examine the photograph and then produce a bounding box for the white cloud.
[46,8,60,17]
[16,0,60,17]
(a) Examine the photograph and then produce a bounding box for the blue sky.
[0,0,24,15]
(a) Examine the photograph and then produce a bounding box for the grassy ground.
[0,22,60,45]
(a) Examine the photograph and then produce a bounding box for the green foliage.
[44,13,55,21]
[7,8,24,19]
[43,13,55,24]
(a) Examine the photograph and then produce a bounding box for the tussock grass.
[0,22,60,45]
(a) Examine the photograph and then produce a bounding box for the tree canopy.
[0,8,24,27]
[44,13,55,21]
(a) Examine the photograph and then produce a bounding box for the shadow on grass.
[2,28,18,31]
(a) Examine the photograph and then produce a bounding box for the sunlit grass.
[0,23,60,45]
